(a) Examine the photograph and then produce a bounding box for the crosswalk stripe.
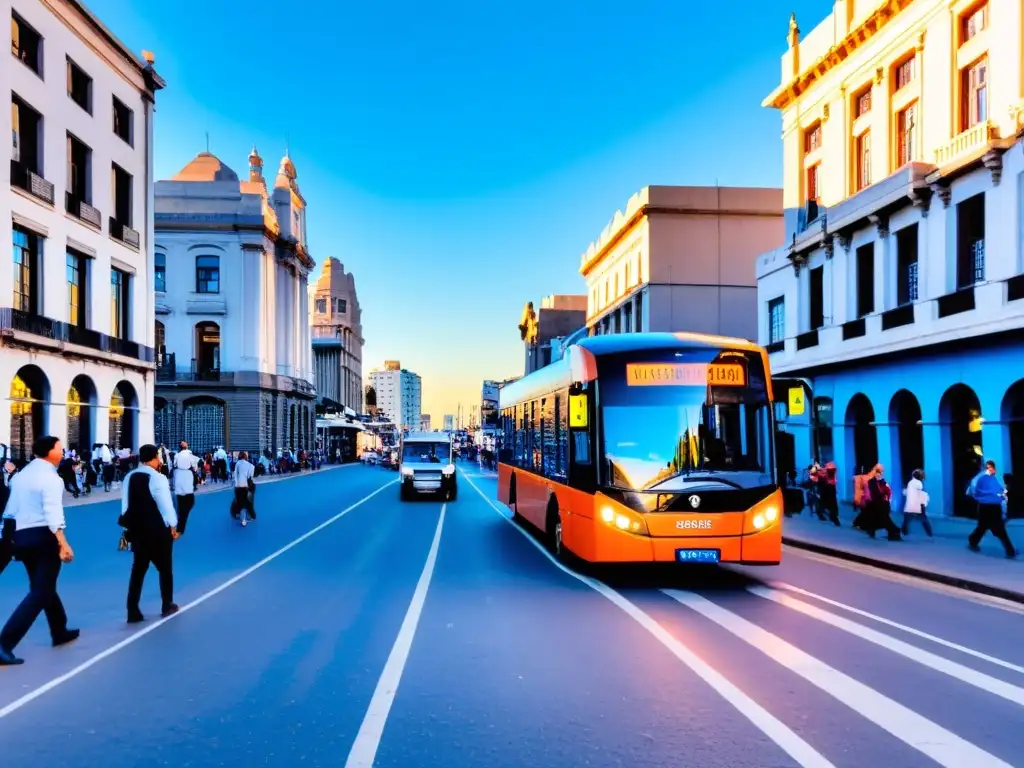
[770,582,1024,675]
[665,589,1013,768]
[748,586,1024,707]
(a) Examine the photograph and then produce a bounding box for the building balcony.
[156,355,229,383]
[10,160,54,205]
[65,192,102,229]
[109,217,141,250]
[0,307,154,362]
[934,121,995,168]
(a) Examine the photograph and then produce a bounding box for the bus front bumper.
[584,521,781,565]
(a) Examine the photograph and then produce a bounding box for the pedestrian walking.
[901,469,933,537]
[1,460,17,575]
[817,462,841,526]
[967,460,1016,559]
[231,451,256,525]
[171,440,199,535]
[862,464,902,541]
[0,436,79,666]
[121,444,179,623]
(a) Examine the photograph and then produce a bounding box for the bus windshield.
[599,350,774,492]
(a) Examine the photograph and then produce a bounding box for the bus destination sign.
[626,363,746,387]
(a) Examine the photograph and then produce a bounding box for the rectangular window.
[806,164,820,203]
[962,58,988,130]
[897,104,916,166]
[961,3,988,43]
[856,131,871,191]
[895,58,915,91]
[11,94,42,174]
[66,58,91,113]
[896,225,919,305]
[804,123,822,153]
[956,193,985,289]
[110,268,129,339]
[856,90,871,117]
[67,250,87,327]
[634,292,643,332]
[111,163,133,227]
[12,226,40,314]
[112,97,133,146]
[768,297,785,344]
[67,133,92,203]
[155,253,165,293]
[338,298,347,313]
[856,244,875,317]
[810,266,824,330]
[11,12,42,76]
[316,298,327,314]
[195,255,220,294]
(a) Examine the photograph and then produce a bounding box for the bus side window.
[572,431,590,465]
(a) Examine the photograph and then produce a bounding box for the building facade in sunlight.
[309,257,364,413]
[2,1,164,461]
[369,362,421,431]
[582,185,783,342]
[152,148,317,454]
[756,0,1024,518]
[520,295,587,374]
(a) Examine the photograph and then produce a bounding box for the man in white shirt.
[0,437,79,666]
[232,451,256,526]
[172,440,199,535]
[214,446,228,483]
[121,444,179,622]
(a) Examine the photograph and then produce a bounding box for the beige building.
[310,257,364,413]
[582,186,783,341]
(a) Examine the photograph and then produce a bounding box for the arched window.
[155,252,166,292]
[195,255,219,294]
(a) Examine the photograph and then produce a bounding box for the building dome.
[171,152,239,183]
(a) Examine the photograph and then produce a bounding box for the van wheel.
[400,485,410,502]
[448,484,458,501]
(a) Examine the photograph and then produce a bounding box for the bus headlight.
[600,505,648,535]
[752,513,766,529]
[764,506,778,523]
[751,506,778,531]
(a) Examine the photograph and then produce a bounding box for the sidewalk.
[60,462,352,509]
[783,503,1024,602]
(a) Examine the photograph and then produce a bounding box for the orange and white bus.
[497,332,781,566]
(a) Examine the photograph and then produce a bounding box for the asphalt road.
[0,463,1021,767]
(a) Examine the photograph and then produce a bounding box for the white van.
[399,432,456,501]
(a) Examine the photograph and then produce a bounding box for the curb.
[783,536,1024,606]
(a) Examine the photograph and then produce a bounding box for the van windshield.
[402,442,450,463]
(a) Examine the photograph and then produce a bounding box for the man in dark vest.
[120,444,179,623]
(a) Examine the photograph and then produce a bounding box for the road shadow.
[583,562,765,593]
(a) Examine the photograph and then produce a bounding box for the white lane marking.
[783,547,1024,616]
[344,504,447,768]
[0,479,398,720]
[666,590,1012,768]
[459,473,834,768]
[748,586,1024,706]
[769,581,1024,675]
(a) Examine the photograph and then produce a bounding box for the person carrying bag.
[230,451,257,526]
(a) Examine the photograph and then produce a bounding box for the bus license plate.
[676,549,720,564]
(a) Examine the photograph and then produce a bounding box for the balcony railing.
[881,304,915,331]
[109,217,141,249]
[10,160,55,205]
[934,121,993,166]
[0,307,154,362]
[65,192,102,228]
[795,329,819,350]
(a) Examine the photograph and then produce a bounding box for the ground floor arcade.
[774,338,1024,518]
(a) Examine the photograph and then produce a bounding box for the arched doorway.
[845,394,878,475]
[889,390,924,490]
[940,384,983,517]
[108,381,138,450]
[10,365,49,463]
[183,396,225,453]
[67,374,97,453]
[814,397,835,464]
[1001,381,1024,519]
[154,397,181,448]
[194,322,220,380]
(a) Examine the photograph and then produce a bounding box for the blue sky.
[92,0,831,421]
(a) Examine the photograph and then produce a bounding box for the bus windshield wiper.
[644,472,745,492]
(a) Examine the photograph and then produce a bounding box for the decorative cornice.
[763,0,917,111]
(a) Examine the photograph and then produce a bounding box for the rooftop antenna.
[205,131,210,153]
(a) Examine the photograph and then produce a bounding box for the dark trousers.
[0,527,69,651]
[233,487,255,519]
[127,537,174,615]
[902,510,933,536]
[176,493,195,534]
[969,503,1016,556]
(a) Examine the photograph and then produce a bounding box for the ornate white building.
[3,0,164,461]
[309,257,364,413]
[152,148,317,454]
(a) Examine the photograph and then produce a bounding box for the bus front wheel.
[547,502,569,562]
